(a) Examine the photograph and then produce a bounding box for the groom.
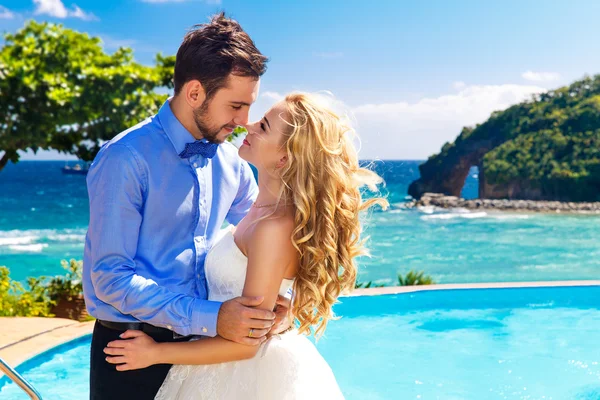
[83,13,290,400]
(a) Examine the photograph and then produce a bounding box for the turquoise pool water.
[2,286,600,399]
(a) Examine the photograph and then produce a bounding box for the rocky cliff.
[409,75,600,202]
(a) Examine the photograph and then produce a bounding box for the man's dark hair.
[174,12,268,99]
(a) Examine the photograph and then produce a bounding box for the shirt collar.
[157,98,208,157]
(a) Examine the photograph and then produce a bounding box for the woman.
[103,93,388,399]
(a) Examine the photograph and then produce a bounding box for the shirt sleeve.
[86,143,221,337]
[226,161,258,225]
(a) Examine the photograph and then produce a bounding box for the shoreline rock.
[405,193,600,214]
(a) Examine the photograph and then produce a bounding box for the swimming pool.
[2,286,599,399]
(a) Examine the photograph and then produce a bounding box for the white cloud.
[33,0,98,20]
[313,51,344,59]
[97,35,160,54]
[70,5,98,21]
[100,35,138,50]
[522,70,560,82]
[353,83,546,159]
[34,0,68,18]
[34,0,67,18]
[18,83,547,162]
[0,5,15,19]
[247,84,546,160]
[260,91,285,102]
[453,81,466,90]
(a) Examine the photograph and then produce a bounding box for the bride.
[103,92,388,399]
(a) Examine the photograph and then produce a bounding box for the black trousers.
[89,321,186,400]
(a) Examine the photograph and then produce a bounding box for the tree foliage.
[0,20,176,171]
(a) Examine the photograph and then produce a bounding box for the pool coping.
[1,279,599,378]
[0,318,94,376]
[348,279,600,296]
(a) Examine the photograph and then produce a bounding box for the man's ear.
[183,80,206,108]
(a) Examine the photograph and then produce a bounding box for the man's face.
[193,74,260,144]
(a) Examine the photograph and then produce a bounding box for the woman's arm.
[104,218,296,371]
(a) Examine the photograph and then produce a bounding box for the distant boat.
[62,162,89,175]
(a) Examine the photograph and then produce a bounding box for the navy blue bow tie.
[179,141,219,159]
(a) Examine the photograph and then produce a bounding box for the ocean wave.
[421,211,489,220]
[419,209,534,221]
[461,212,489,219]
[8,243,49,253]
[418,206,437,214]
[520,263,565,271]
[0,228,86,252]
[449,207,472,214]
[0,236,37,246]
[47,233,87,242]
[488,214,531,220]
[527,301,555,308]
[420,213,456,220]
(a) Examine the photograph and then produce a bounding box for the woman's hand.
[103,330,161,371]
[270,295,292,336]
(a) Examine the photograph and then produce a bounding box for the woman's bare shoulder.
[251,213,295,244]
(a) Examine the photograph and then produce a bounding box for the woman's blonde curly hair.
[272,92,388,338]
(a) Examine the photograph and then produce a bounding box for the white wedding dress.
[155,228,345,400]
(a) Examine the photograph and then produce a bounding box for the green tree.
[0,20,176,172]
[412,74,600,201]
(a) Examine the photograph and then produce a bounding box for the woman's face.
[238,102,288,172]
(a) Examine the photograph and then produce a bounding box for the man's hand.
[217,296,275,345]
[270,295,292,336]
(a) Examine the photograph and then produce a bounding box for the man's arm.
[104,218,296,369]
[86,143,221,336]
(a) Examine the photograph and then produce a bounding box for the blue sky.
[1,0,600,160]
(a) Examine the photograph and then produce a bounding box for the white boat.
[61,162,89,175]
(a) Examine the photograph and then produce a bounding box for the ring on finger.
[248,328,254,338]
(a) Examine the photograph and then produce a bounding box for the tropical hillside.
[409,75,600,202]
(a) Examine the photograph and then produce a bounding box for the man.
[83,13,289,399]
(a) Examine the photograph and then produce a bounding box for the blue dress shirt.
[82,99,258,337]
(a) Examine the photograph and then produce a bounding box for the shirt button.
[197,274,201,279]
[202,327,208,333]
[193,162,198,168]
[167,325,173,330]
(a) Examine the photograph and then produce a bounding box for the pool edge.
[0,319,94,377]
[347,279,600,296]
[2,279,600,382]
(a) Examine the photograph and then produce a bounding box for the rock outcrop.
[407,193,600,213]
[409,75,600,202]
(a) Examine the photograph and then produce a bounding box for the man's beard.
[193,101,228,144]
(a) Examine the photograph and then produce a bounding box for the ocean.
[1,160,599,284]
